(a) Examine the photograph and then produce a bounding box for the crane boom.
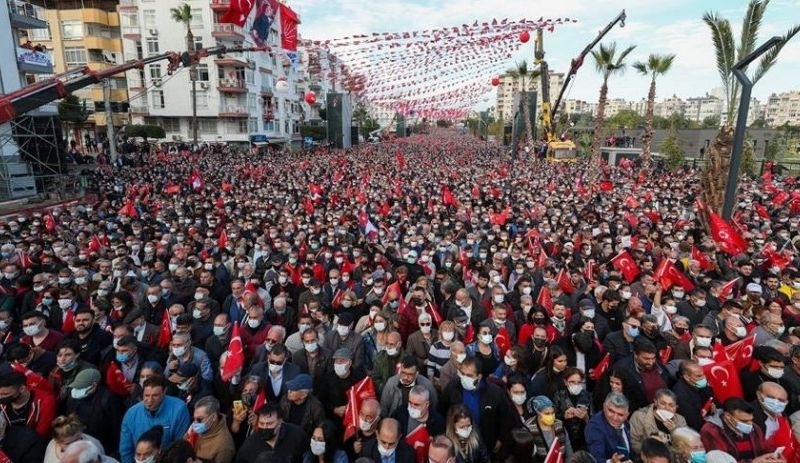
[0,45,266,124]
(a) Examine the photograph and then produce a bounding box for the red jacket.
[0,387,57,438]
[241,322,271,360]
[700,418,772,463]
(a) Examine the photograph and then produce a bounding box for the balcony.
[130,104,149,115]
[119,0,137,10]
[127,77,144,90]
[122,25,141,39]
[212,23,244,40]
[16,46,53,74]
[219,105,248,118]
[214,56,247,67]
[210,0,230,11]
[218,79,247,93]
[84,36,121,52]
[9,0,47,29]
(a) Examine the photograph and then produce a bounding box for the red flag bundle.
[44,212,56,232]
[536,287,554,316]
[157,310,171,349]
[712,340,729,363]
[555,269,575,294]
[342,377,377,441]
[221,322,244,382]
[590,353,611,381]
[703,360,744,403]
[659,346,673,364]
[218,230,229,249]
[691,246,714,271]
[725,335,756,371]
[653,259,695,291]
[718,277,740,302]
[405,423,432,463]
[105,361,132,396]
[495,326,511,358]
[610,250,640,283]
[543,436,565,463]
[118,200,137,218]
[584,260,595,281]
[708,210,747,255]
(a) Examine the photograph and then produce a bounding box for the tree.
[764,134,786,161]
[58,94,89,146]
[702,115,721,129]
[749,117,767,128]
[661,126,685,171]
[505,61,540,150]
[633,53,676,170]
[590,42,636,175]
[700,0,799,215]
[171,3,197,144]
[741,136,756,176]
[577,132,593,158]
[607,109,645,131]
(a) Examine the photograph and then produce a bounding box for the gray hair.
[61,440,102,463]
[171,331,191,344]
[409,385,430,402]
[268,325,286,340]
[654,388,677,402]
[418,312,432,324]
[195,396,220,415]
[671,426,701,451]
[706,450,737,463]
[604,392,629,410]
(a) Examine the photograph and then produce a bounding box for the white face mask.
[479,333,493,345]
[460,373,478,391]
[511,393,527,405]
[334,363,349,377]
[147,294,159,304]
[655,409,675,421]
[735,326,747,338]
[385,347,398,356]
[213,326,227,336]
[172,346,186,357]
[58,299,73,309]
[336,325,350,337]
[310,439,326,456]
[768,367,785,379]
[504,355,517,367]
[420,325,431,334]
[455,426,473,439]
[247,318,261,329]
[359,417,375,432]
[23,323,41,337]
[664,304,678,314]
[697,357,714,366]
[695,336,712,347]
[442,331,455,342]
[373,321,387,332]
[304,342,319,353]
[408,405,423,420]
[377,444,395,458]
[567,384,584,396]
[135,455,156,463]
[455,353,466,363]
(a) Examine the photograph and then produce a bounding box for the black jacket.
[3,424,46,463]
[64,384,125,454]
[392,405,447,437]
[235,422,309,463]
[672,377,714,432]
[64,324,113,366]
[439,378,513,449]
[361,438,416,463]
[602,330,635,364]
[613,356,673,412]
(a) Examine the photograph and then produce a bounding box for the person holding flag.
[525,395,572,463]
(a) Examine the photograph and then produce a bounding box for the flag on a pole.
[221,322,245,382]
[590,353,611,381]
[610,250,640,283]
[708,210,748,255]
[157,310,172,349]
[219,0,255,26]
[342,377,377,441]
[544,436,565,463]
[725,335,756,371]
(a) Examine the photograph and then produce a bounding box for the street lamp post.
[721,36,783,220]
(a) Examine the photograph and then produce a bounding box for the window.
[191,8,203,29]
[245,69,254,85]
[64,47,87,66]
[196,64,209,81]
[143,10,156,29]
[193,37,203,52]
[198,119,216,134]
[150,89,165,109]
[28,24,51,41]
[149,64,161,79]
[122,13,138,27]
[247,94,257,112]
[146,38,159,56]
[61,20,83,39]
[238,119,248,133]
[193,91,208,109]
[248,117,258,133]
[162,118,180,132]
[135,40,143,59]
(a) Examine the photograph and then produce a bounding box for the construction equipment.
[0,45,267,124]
[536,10,627,161]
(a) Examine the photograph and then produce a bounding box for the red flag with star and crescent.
[157,309,172,349]
[610,250,640,283]
[343,377,377,441]
[221,322,245,382]
[708,210,747,255]
[544,436,565,463]
[725,335,756,371]
[703,360,744,403]
[653,259,695,291]
[406,423,432,463]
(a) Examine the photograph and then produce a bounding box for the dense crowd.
[0,133,798,463]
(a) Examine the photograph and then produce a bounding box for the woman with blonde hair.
[671,426,706,463]
[44,414,106,463]
[445,404,489,463]
[427,320,457,379]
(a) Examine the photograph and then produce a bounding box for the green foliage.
[577,133,593,157]
[58,94,89,124]
[591,42,637,82]
[607,110,645,130]
[352,103,379,136]
[318,108,327,121]
[702,115,721,129]
[749,117,767,128]
[436,120,452,128]
[661,127,685,170]
[764,135,787,161]
[741,136,756,176]
[300,125,327,140]
[124,124,165,140]
[632,54,677,80]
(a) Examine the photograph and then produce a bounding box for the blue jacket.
[585,411,632,463]
[119,395,191,463]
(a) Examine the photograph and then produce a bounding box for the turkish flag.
[62,309,75,334]
[105,361,132,397]
[218,229,229,249]
[590,353,611,381]
[118,200,137,217]
[342,377,377,441]
[495,326,511,358]
[441,185,458,207]
[405,423,432,463]
[221,322,245,382]
[599,180,614,192]
[219,0,255,26]
[156,310,171,349]
[463,323,475,344]
[221,182,233,192]
[396,150,406,170]
[537,247,548,269]
[755,204,770,219]
[775,191,790,206]
[725,335,756,371]
[88,235,103,253]
[712,340,729,363]
[718,277,740,302]
[708,210,747,255]
[610,250,640,283]
[584,260,595,281]
[659,346,673,364]
[544,436,565,463]
[653,259,695,291]
[703,360,744,403]
[164,184,180,194]
[556,269,575,294]
[215,196,224,209]
[44,213,56,232]
[17,251,33,270]
[624,195,640,209]
[691,246,715,271]
[536,287,554,316]
[10,362,53,395]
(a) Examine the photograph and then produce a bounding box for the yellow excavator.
[536,10,627,161]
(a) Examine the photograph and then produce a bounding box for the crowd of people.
[0,133,797,463]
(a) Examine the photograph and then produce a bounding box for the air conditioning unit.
[153,78,162,87]
[247,60,255,70]
[149,29,158,36]
[199,82,209,90]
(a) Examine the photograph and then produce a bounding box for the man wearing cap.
[167,362,212,413]
[122,308,159,347]
[64,367,125,453]
[569,299,611,342]
[319,347,367,421]
[64,307,113,365]
[279,373,325,437]
[322,311,365,371]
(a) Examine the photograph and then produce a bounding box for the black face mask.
[574,332,594,352]
[262,426,277,440]
[532,338,547,348]
[0,393,20,405]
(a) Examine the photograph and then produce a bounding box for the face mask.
[378,444,396,458]
[735,326,747,338]
[97,289,109,297]
[191,422,208,434]
[655,409,675,421]
[373,287,384,296]
[304,342,319,353]
[33,285,44,292]
[23,323,41,336]
[567,384,584,396]
[695,299,707,307]
[460,374,478,391]
[268,363,283,374]
[762,397,787,415]
[58,299,73,309]
[213,325,228,336]
[58,277,71,285]
[673,290,685,298]
[695,336,712,347]
[359,417,375,432]
[70,386,92,400]
[767,367,785,379]
[581,309,595,319]
[74,277,87,285]
[620,291,632,300]
[192,309,204,319]
[310,439,326,456]
[456,353,466,363]
[690,451,707,463]
[442,331,455,342]
[511,393,526,405]
[116,351,131,363]
[734,420,753,434]
[626,326,640,338]
[177,379,192,391]
[172,346,186,357]
[408,405,423,420]
[697,357,714,367]
[0,320,8,331]
[146,294,159,305]
[479,333,493,345]
[493,294,504,304]
[337,325,350,337]
[664,304,677,314]
[334,363,349,377]
[135,455,156,463]
[310,288,321,295]
[247,318,261,329]
[504,355,517,367]
[540,413,556,426]
[455,426,472,439]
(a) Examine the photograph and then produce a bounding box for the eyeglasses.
[419,323,432,327]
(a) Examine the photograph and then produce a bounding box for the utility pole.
[103,78,117,161]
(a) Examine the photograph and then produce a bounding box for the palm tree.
[590,42,636,174]
[633,54,676,171]
[170,3,197,144]
[700,0,799,215]
[505,61,540,149]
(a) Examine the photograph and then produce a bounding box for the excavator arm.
[535,28,553,143]
[0,45,266,124]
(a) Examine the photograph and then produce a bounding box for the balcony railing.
[212,23,244,38]
[119,0,137,7]
[122,25,141,37]
[9,0,41,19]
[210,0,231,10]
[130,104,148,114]
[218,79,246,92]
[219,105,248,117]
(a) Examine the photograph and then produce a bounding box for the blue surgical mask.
[191,421,208,434]
[626,326,640,338]
[694,377,708,389]
[116,352,130,363]
[690,450,707,463]
[42,298,53,306]
[762,397,787,415]
[735,420,753,434]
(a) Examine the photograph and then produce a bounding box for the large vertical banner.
[278,3,299,68]
[249,0,277,47]
[326,93,352,149]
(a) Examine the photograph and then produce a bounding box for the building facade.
[495,70,564,122]
[119,0,304,145]
[764,91,800,127]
